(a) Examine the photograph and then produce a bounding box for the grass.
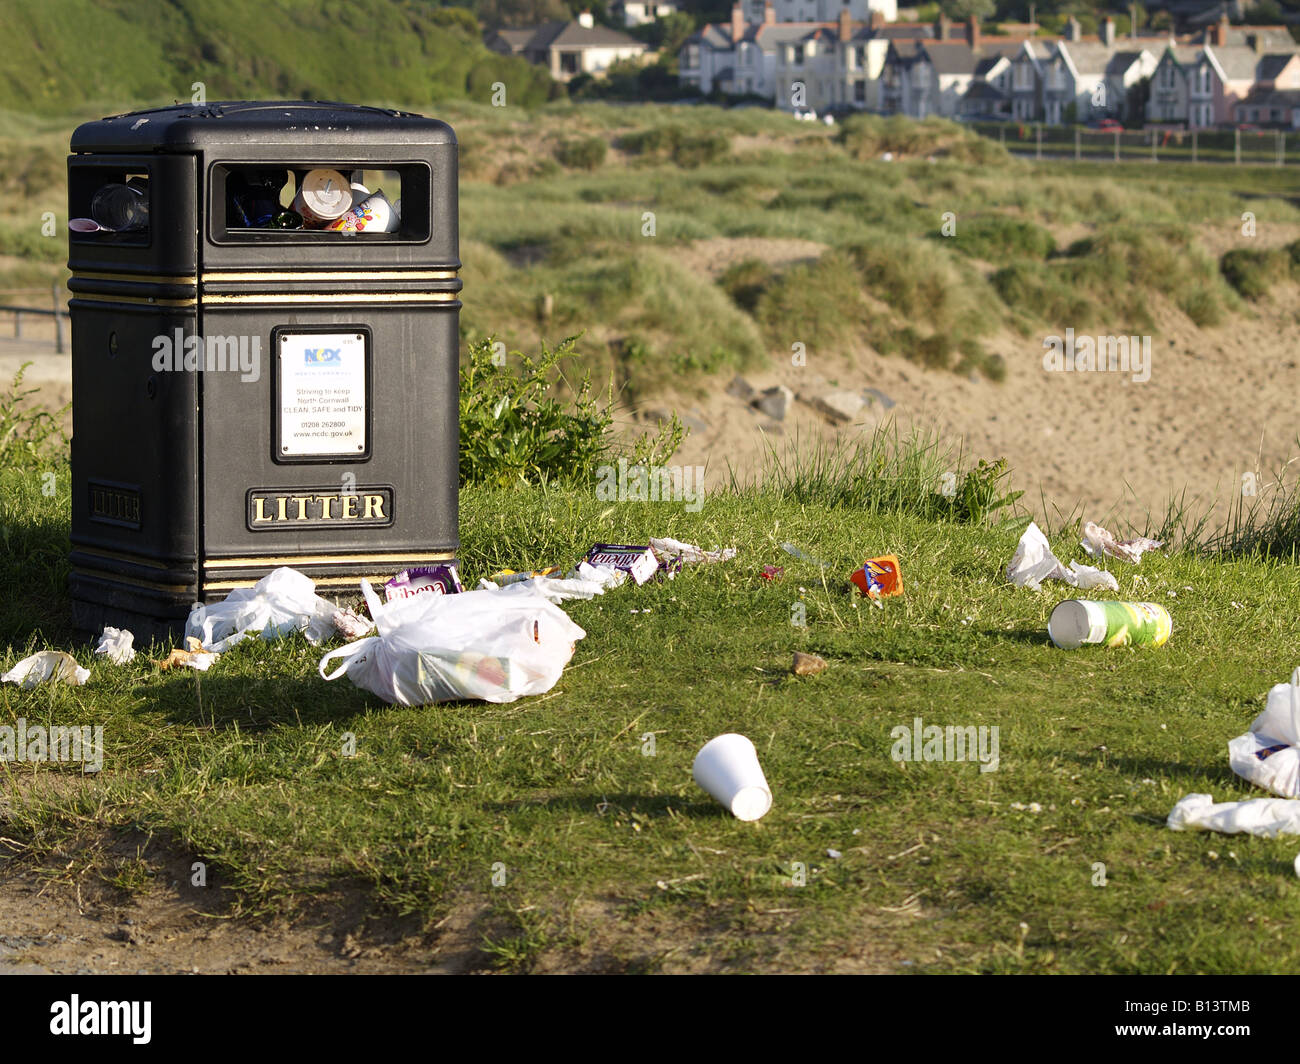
[9,412,1300,972]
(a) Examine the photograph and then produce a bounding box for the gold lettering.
[293,496,309,520]
[253,497,272,522]
[277,496,288,521]
[362,494,386,520]
[315,495,336,520]
[341,493,359,519]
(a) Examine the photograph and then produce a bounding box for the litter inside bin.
[94,626,136,665]
[291,168,353,227]
[90,181,149,232]
[2,650,89,688]
[319,579,585,706]
[326,189,400,233]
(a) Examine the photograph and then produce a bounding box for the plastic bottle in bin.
[90,182,148,232]
[227,168,289,228]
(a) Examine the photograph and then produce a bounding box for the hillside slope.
[0,0,553,113]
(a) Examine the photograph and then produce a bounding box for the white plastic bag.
[1,651,89,688]
[186,567,339,652]
[1228,667,1300,798]
[319,580,585,706]
[94,626,136,665]
[1168,792,1300,837]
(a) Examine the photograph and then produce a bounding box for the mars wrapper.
[1048,600,1172,650]
[291,169,353,227]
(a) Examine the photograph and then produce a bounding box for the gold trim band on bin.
[203,551,456,570]
[69,292,198,307]
[71,271,198,285]
[202,270,459,283]
[70,567,193,594]
[201,291,459,305]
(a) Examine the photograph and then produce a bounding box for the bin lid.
[70,101,455,153]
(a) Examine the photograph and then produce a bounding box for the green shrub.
[0,364,67,471]
[616,125,730,168]
[941,215,1057,264]
[555,136,608,171]
[1220,247,1289,300]
[459,336,682,487]
[718,257,775,313]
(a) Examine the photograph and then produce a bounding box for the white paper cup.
[692,733,772,821]
[326,190,398,233]
[291,168,353,227]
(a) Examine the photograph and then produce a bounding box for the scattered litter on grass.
[850,554,903,600]
[94,626,136,665]
[384,564,464,601]
[1048,600,1172,649]
[320,579,584,706]
[781,542,830,568]
[761,564,784,581]
[331,608,374,640]
[1007,522,1117,591]
[649,538,736,567]
[186,567,338,652]
[827,849,842,859]
[156,638,219,672]
[1167,793,1300,837]
[583,544,659,585]
[792,651,827,676]
[1227,667,1300,798]
[2,651,89,688]
[1080,522,1164,564]
[692,733,772,821]
[485,567,562,588]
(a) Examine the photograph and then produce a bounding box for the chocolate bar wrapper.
[583,544,659,586]
[384,564,465,602]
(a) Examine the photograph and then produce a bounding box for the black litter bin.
[66,101,460,640]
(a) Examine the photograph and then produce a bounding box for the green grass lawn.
[6,440,1300,973]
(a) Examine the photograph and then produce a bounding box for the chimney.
[937,12,951,40]
[839,7,852,42]
[763,1,775,26]
[1102,16,1115,47]
[578,8,594,28]
[1215,12,1229,47]
[870,9,885,30]
[731,2,744,43]
[968,14,980,49]
[1065,15,1081,40]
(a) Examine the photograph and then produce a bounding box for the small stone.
[792,651,827,676]
[752,385,793,421]
[800,390,865,424]
[726,375,755,401]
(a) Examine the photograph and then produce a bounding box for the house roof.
[490,28,535,51]
[543,21,645,49]
[1256,53,1296,80]
[1107,50,1148,75]
[1235,87,1300,107]
[1058,41,1119,75]
[919,40,981,75]
[962,80,1006,100]
[1210,43,1265,79]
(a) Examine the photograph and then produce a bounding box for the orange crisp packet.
[850,554,903,599]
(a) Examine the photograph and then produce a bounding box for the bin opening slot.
[212,164,424,240]
[68,164,151,241]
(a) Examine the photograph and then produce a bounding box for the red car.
[1093,118,1123,131]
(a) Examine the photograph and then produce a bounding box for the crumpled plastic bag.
[186,567,338,652]
[1006,521,1118,592]
[478,565,614,604]
[319,579,586,706]
[1228,667,1300,798]
[331,607,374,640]
[94,626,136,665]
[1080,521,1164,564]
[1168,792,1300,837]
[1,651,89,688]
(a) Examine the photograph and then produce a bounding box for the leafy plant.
[459,336,682,487]
[0,363,67,470]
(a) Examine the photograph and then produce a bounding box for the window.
[686,45,700,68]
[793,45,804,65]
[1196,64,1211,94]
[561,52,579,74]
[856,46,867,67]
[1049,62,1065,90]
[1013,61,1032,90]
[854,80,866,103]
[1158,62,1175,89]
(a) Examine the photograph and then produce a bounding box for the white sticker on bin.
[278,331,367,457]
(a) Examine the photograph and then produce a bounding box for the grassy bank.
[7,417,1300,972]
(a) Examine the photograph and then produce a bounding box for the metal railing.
[0,283,67,353]
[968,121,1296,167]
